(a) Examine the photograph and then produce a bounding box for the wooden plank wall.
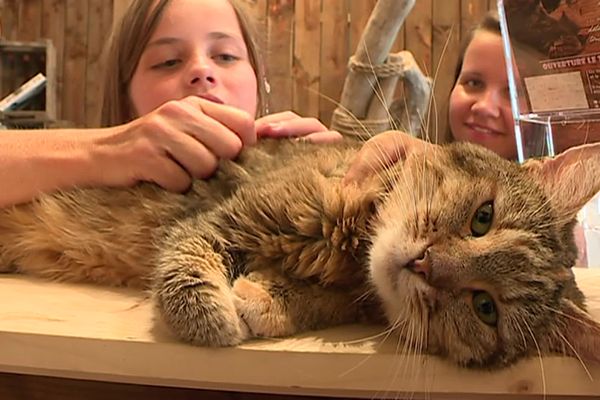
[0,0,496,135]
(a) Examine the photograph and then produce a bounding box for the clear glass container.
[498,0,600,266]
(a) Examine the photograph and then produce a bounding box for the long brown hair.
[98,0,267,127]
[453,11,501,84]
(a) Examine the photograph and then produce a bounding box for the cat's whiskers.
[305,87,372,143]
[341,297,417,348]
[386,321,414,399]
[509,312,529,355]
[376,301,425,400]
[555,329,593,380]
[400,22,450,237]
[413,293,429,363]
[359,40,437,149]
[541,303,599,331]
[335,323,401,381]
[421,165,438,234]
[512,313,547,391]
[387,159,426,237]
[338,324,397,345]
[335,317,403,378]
[346,48,434,218]
[350,286,377,306]
[376,143,413,199]
[349,57,440,227]
[408,297,429,393]
[520,315,548,399]
[422,169,432,230]
[414,83,438,225]
[306,48,411,186]
[361,45,402,135]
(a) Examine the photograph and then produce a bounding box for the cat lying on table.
[1,138,599,369]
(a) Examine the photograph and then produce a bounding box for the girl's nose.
[471,90,501,118]
[187,56,216,87]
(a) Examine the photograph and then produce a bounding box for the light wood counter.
[1,269,600,399]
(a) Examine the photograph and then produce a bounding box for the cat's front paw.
[232,274,297,338]
[155,279,250,347]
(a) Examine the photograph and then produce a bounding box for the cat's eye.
[470,201,494,237]
[472,291,498,326]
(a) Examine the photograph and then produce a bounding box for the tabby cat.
[1,138,599,369]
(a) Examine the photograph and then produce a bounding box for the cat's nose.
[406,249,431,281]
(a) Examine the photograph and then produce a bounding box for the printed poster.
[501,0,600,114]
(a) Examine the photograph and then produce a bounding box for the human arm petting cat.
[0,97,243,208]
[0,0,346,209]
[0,98,340,209]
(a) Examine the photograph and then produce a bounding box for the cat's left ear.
[545,299,600,363]
[523,143,600,219]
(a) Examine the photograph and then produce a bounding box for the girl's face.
[449,31,516,159]
[129,0,258,117]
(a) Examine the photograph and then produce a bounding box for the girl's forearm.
[0,128,107,208]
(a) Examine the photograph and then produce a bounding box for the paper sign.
[524,71,589,112]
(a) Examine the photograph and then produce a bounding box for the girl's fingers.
[141,157,194,193]
[257,116,328,138]
[299,130,344,144]
[184,96,257,146]
[153,125,221,180]
[177,100,245,160]
[255,111,299,129]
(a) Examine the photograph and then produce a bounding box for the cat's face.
[368,142,600,368]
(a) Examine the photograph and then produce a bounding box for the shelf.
[1,269,599,398]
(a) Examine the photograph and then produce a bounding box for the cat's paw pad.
[232,277,296,338]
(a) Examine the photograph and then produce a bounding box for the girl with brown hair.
[0,0,340,208]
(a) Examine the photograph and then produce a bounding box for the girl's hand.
[343,130,435,185]
[92,96,256,192]
[256,111,342,144]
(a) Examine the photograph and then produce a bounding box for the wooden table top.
[1,268,599,399]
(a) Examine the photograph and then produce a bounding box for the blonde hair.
[99,0,266,127]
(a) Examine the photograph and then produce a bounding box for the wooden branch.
[389,51,432,139]
[332,0,415,127]
[365,52,401,121]
[331,50,432,140]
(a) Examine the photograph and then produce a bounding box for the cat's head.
[368,141,600,369]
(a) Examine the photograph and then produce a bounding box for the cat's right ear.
[522,143,600,219]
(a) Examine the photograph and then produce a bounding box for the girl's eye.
[214,53,239,63]
[471,201,494,237]
[464,79,484,89]
[472,290,498,326]
[152,59,181,69]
